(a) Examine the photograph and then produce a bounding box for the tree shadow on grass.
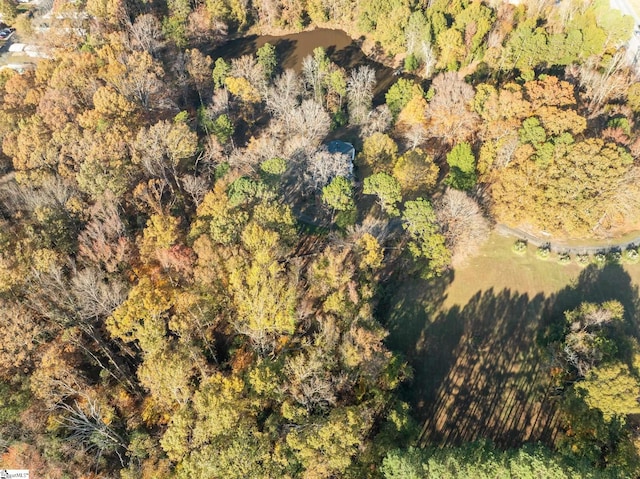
[385,262,640,449]
[416,288,555,447]
[382,270,453,357]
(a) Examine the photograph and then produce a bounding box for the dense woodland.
[1,0,640,477]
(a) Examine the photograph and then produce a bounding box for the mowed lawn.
[384,233,640,448]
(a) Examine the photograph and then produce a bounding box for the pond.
[210,28,397,103]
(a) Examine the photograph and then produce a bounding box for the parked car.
[0,27,14,39]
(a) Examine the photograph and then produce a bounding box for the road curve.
[495,224,640,255]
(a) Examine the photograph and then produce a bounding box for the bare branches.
[78,195,132,273]
[56,395,126,466]
[305,147,351,190]
[128,14,163,55]
[266,69,303,125]
[347,65,376,124]
[361,105,393,137]
[563,302,623,377]
[568,52,632,115]
[285,351,337,412]
[181,174,210,207]
[70,268,128,322]
[426,72,479,144]
[289,99,331,148]
[435,189,490,267]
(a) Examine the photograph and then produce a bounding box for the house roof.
[327,140,355,160]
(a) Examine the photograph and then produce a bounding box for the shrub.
[558,253,571,265]
[404,53,419,72]
[576,254,590,266]
[512,240,527,255]
[335,209,357,229]
[607,250,622,264]
[594,252,607,265]
[536,245,550,259]
[622,246,639,264]
[260,157,287,176]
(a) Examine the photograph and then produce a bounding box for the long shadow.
[416,288,555,447]
[273,39,298,72]
[540,263,640,364]
[381,270,453,356]
[386,262,640,449]
[329,42,396,105]
[209,34,260,59]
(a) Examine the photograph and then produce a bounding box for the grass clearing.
[383,232,640,448]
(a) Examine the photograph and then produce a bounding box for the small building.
[327,140,355,179]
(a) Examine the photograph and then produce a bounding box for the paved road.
[495,224,640,255]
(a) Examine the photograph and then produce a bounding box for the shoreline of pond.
[228,22,403,70]
[210,27,405,104]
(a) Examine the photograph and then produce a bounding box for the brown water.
[210,28,397,103]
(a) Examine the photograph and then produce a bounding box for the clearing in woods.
[383,233,640,447]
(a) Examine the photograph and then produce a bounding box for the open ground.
[382,233,640,448]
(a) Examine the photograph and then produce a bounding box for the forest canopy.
[0,0,639,477]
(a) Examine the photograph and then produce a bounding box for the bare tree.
[111,51,165,110]
[305,147,351,190]
[346,215,393,244]
[564,324,609,378]
[302,53,327,103]
[402,122,429,150]
[231,55,266,94]
[70,267,128,321]
[134,119,197,195]
[361,104,393,137]
[27,265,137,393]
[2,175,76,214]
[568,53,631,115]
[285,350,337,413]
[128,14,163,55]
[495,134,520,168]
[435,189,490,267]
[266,69,303,126]
[289,99,331,147]
[347,65,376,124]
[57,395,126,466]
[187,6,228,45]
[181,174,210,206]
[420,40,436,78]
[426,72,480,144]
[78,195,132,272]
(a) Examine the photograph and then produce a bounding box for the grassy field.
[383,232,640,448]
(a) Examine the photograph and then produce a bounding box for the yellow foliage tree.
[392,148,439,194]
[225,76,261,103]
